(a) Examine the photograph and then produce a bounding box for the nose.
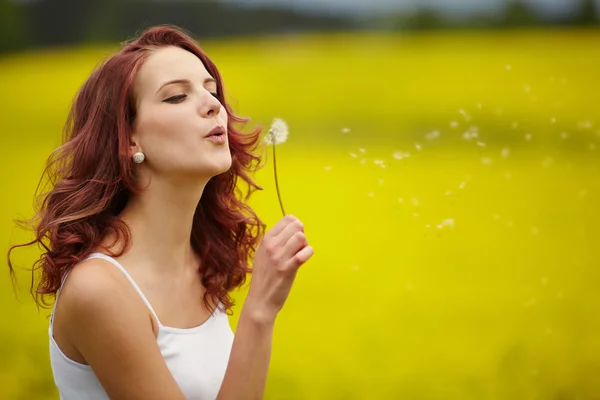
[201,91,222,118]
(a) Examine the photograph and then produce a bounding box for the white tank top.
[48,252,234,400]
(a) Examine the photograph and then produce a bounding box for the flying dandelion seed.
[425,130,440,141]
[324,166,332,171]
[512,121,520,129]
[505,171,512,180]
[477,141,486,147]
[412,212,419,217]
[411,198,419,207]
[393,151,410,160]
[360,159,367,165]
[398,198,404,203]
[438,218,455,229]
[367,192,375,198]
[374,159,385,166]
[560,132,569,139]
[414,143,422,151]
[482,157,493,165]
[551,117,557,124]
[524,85,531,93]
[501,148,511,158]
[341,127,351,134]
[463,126,479,141]
[495,108,504,116]
[476,103,482,110]
[525,133,532,141]
[507,220,514,228]
[349,152,357,158]
[531,227,539,235]
[578,121,593,129]
[450,121,459,129]
[505,64,512,71]
[359,148,366,153]
[378,178,384,185]
[459,182,466,189]
[445,191,452,196]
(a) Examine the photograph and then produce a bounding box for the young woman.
[8,24,313,400]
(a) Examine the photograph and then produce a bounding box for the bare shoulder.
[55,257,185,400]
[59,257,141,319]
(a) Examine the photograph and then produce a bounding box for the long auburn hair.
[7,25,265,314]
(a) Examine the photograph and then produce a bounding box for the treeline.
[0,0,598,53]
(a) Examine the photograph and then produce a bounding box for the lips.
[205,126,226,138]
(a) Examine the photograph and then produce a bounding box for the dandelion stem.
[272,142,286,216]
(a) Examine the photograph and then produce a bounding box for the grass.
[1,28,599,399]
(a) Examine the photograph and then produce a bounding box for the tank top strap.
[49,252,163,336]
[84,252,162,325]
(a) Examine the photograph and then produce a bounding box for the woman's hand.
[245,215,314,323]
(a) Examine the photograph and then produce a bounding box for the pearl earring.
[132,152,145,164]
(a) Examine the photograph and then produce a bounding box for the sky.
[219,0,594,18]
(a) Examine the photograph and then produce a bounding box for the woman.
[8,25,313,399]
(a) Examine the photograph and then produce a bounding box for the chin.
[208,153,233,177]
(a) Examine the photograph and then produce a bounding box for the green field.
[1,29,599,399]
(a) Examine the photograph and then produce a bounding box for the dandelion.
[265,118,289,216]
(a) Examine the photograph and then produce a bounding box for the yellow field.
[1,29,599,399]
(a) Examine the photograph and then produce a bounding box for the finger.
[287,245,314,269]
[264,215,297,240]
[274,218,304,247]
[281,231,308,260]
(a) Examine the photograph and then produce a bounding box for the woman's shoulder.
[57,255,154,332]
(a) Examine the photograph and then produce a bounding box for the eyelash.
[164,93,220,103]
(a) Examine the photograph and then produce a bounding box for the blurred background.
[1,0,599,399]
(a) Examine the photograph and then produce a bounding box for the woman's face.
[131,45,231,181]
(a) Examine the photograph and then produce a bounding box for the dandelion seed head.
[265,118,289,145]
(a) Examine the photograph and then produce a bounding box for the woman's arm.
[217,215,314,400]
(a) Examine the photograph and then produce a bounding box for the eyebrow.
[155,77,217,95]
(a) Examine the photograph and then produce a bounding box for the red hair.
[8,25,265,314]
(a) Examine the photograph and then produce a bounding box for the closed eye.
[164,94,187,103]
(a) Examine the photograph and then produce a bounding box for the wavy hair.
[8,25,265,314]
